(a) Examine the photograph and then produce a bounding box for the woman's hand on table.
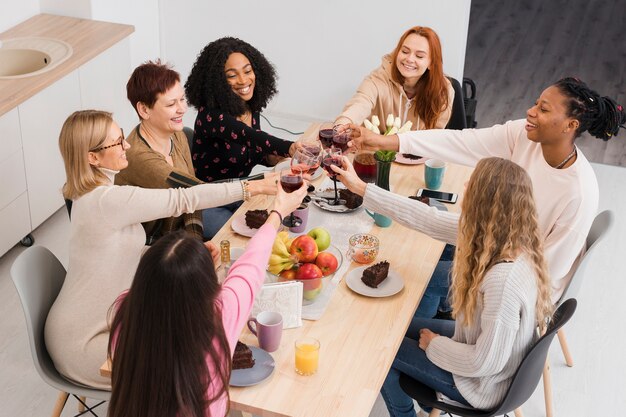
[267,179,308,230]
[203,241,221,265]
[418,328,440,351]
[330,156,367,197]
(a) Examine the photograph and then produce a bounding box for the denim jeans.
[413,244,455,318]
[202,201,243,240]
[380,318,469,417]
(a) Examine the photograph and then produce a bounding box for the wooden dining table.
[100,123,473,417]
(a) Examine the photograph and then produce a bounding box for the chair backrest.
[558,210,614,305]
[11,246,68,387]
[445,76,467,130]
[494,299,577,414]
[183,126,195,151]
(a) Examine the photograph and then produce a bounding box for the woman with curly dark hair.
[185,37,298,238]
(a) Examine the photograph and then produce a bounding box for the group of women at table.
[41,23,625,417]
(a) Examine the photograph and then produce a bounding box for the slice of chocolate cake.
[361,261,390,288]
[401,153,423,160]
[233,341,255,370]
[338,189,363,209]
[245,209,269,229]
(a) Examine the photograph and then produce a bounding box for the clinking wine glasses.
[322,147,343,205]
[291,147,321,176]
[280,168,304,227]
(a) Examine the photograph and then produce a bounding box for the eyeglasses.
[91,129,126,152]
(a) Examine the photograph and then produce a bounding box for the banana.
[268,254,295,274]
[272,237,290,258]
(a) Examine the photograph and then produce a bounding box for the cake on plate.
[245,209,269,229]
[361,261,390,288]
[338,189,363,209]
[233,341,255,370]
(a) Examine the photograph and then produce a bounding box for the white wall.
[0,0,40,33]
[159,0,471,125]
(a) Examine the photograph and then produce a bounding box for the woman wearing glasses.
[45,110,284,389]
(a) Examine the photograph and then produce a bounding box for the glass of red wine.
[318,123,335,149]
[322,147,343,205]
[280,168,304,227]
[332,124,352,154]
[291,147,321,176]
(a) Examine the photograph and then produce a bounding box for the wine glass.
[332,124,352,154]
[291,147,321,176]
[280,168,304,227]
[322,147,343,205]
[318,122,335,149]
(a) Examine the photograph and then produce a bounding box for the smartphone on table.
[416,188,458,204]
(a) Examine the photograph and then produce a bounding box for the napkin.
[251,281,303,328]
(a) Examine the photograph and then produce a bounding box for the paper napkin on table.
[251,281,303,328]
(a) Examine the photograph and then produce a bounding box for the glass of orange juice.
[295,337,320,376]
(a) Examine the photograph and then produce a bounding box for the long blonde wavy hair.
[450,158,553,327]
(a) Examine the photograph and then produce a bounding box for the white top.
[364,185,539,409]
[45,168,242,389]
[398,119,599,301]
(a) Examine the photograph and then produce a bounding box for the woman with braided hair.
[346,77,625,315]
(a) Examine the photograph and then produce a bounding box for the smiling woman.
[185,37,298,239]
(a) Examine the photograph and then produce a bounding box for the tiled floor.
[1,160,624,417]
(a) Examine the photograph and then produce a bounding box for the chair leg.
[78,395,86,412]
[51,391,69,417]
[429,410,441,417]
[543,356,554,417]
[513,407,524,417]
[557,328,574,367]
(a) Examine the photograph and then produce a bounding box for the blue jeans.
[202,201,242,240]
[380,318,469,417]
[413,244,455,318]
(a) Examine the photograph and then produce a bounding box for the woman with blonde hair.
[334,26,454,130]
[332,157,553,414]
[45,110,284,389]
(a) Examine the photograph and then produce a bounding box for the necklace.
[555,147,577,169]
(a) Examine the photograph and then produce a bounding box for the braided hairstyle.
[553,77,626,141]
[185,37,278,117]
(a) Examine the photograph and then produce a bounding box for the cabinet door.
[0,193,31,256]
[79,38,136,132]
[19,70,81,229]
[0,108,28,210]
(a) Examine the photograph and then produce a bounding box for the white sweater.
[364,186,538,409]
[398,119,599,302]
[45,169,242,389]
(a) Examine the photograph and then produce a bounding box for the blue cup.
[365,209,392,228]
[424,159,446,190]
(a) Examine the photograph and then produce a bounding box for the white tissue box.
[251,281,303,328]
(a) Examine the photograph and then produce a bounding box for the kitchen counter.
[0,14,134,116]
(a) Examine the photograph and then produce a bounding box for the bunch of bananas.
[363,114,412,135]
[268,231,297,275]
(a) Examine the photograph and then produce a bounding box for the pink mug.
[247,311,283,352]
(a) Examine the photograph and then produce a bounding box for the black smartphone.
[416,188,458,204]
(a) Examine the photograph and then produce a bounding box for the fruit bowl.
[266,244,343,305]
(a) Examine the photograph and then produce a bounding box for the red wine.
[303,144,321,157]
[322,156,342,177]
[280,174,303,193]
[319,129,334,148]
[353,153,377,183]
[332,133,350,153]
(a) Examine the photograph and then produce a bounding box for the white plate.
[230,346,275,387]
[231,215,259,237]
[345,265,404,297]
[274,159,323,180]
[394,153,427,165]
[312,182,363,213]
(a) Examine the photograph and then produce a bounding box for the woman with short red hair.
[335,26,453,131]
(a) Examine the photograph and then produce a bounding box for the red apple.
[278,268,297,281]
[315,252,338,276]
[289,235,319,263]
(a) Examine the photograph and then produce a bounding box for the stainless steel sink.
[0,37,73,79]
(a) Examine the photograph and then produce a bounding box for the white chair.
[11,245,110,417]
[542,210,614,417]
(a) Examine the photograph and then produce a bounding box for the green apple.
[307,227,331,251]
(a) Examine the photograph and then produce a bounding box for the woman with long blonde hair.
[333,157,553,414]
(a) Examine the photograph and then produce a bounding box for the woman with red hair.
[335,26,453,130]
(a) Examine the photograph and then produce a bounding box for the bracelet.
[269,209,283,225]
[241,180,251,202]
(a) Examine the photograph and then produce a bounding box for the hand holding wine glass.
[332,124,352,154]
[280,167,305,227]
[322,147,343,205]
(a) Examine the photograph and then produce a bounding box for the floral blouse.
[191,107,293,182]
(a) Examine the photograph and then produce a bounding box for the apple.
[290,235,319,263]
[315,252,338,276]
[303,286,323,301]
[308,227,331,251]
[278,268,297,281]
[296,263,323,280]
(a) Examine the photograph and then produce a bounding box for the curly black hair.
[553,77,626,141]
[185,37,278,116]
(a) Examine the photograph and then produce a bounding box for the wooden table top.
[100,123,473,417]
